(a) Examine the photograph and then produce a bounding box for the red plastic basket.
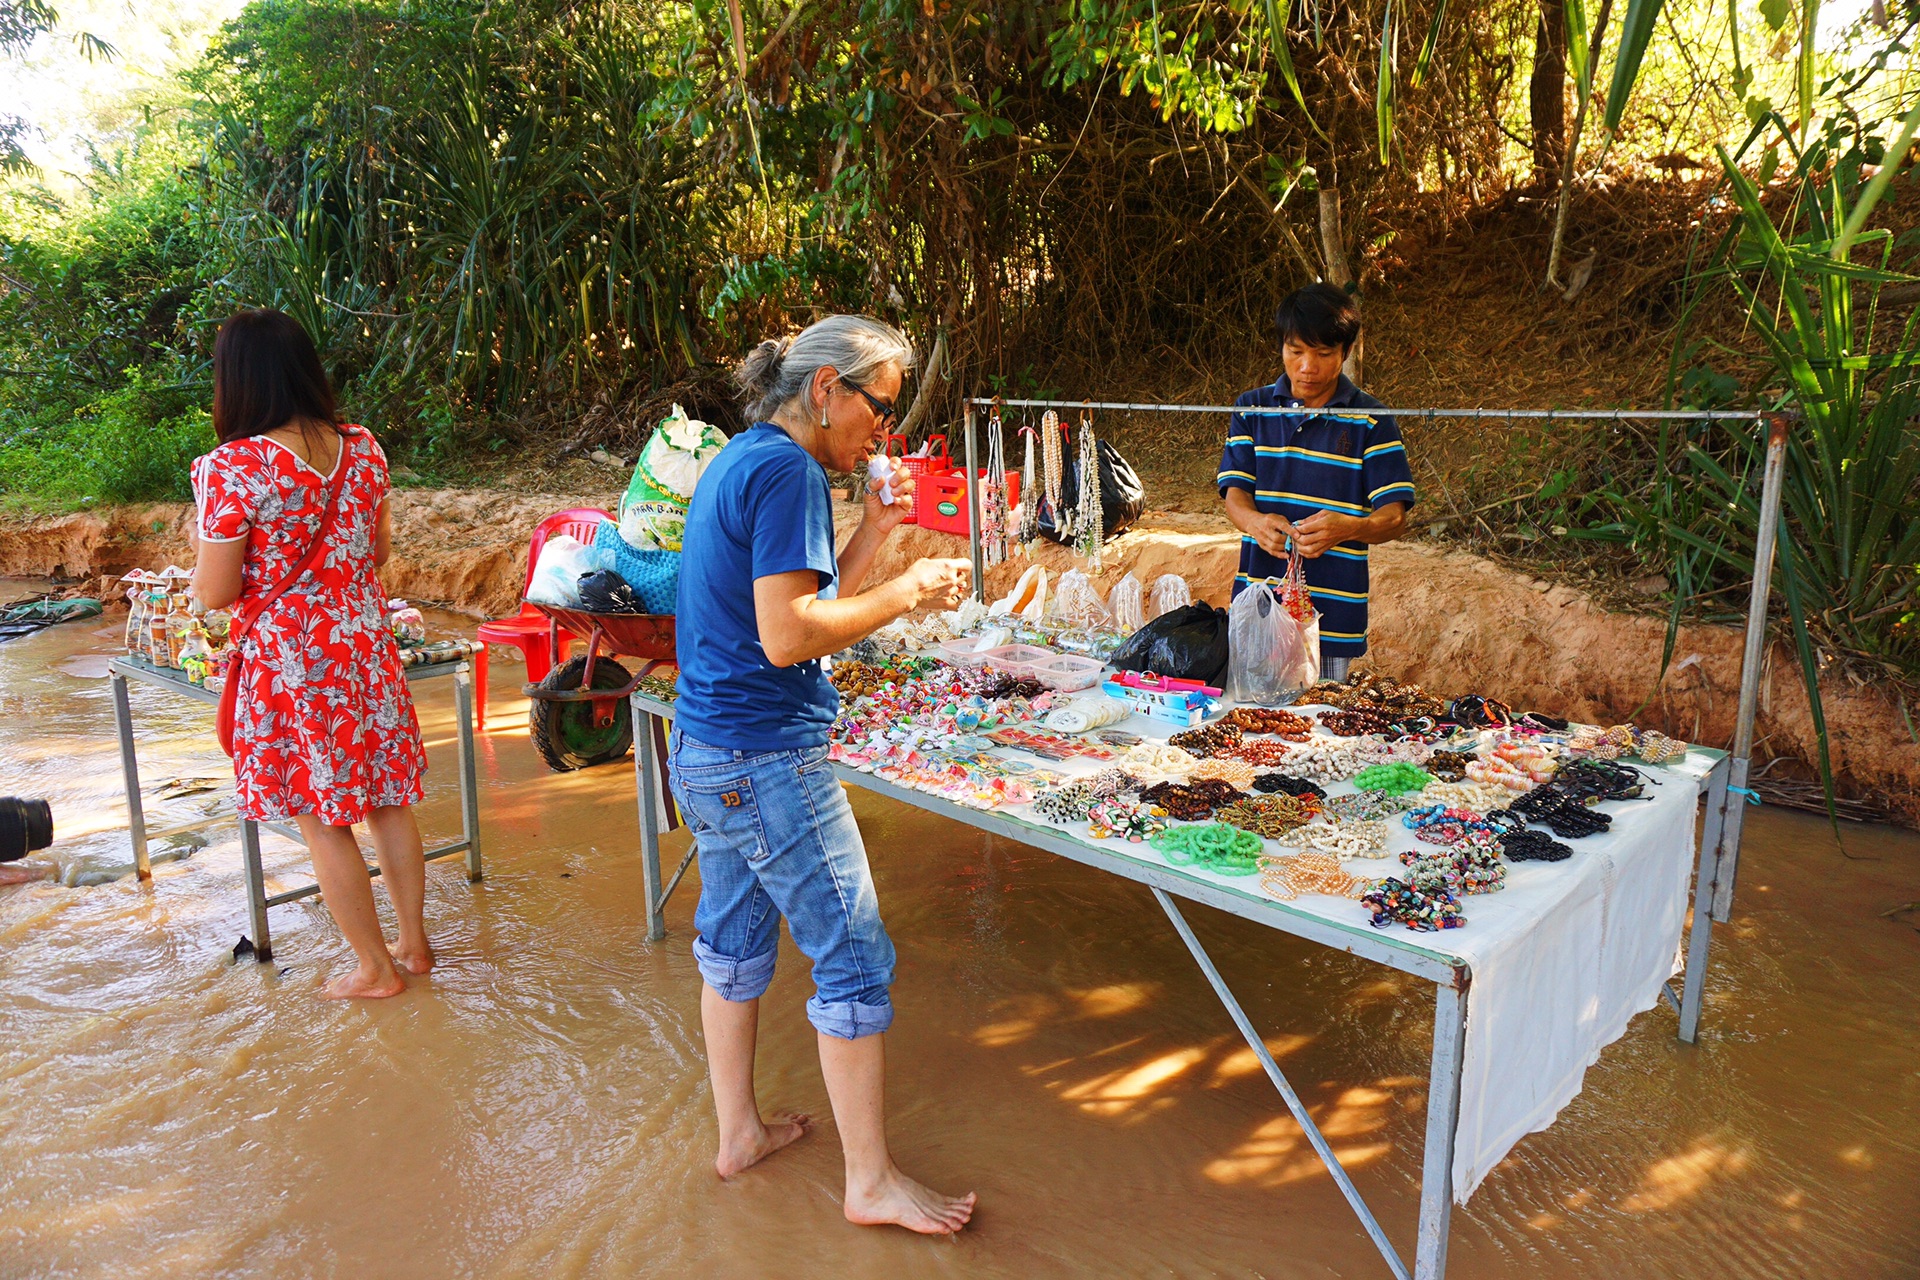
[917,469,1021,536]
[885,433,952,525]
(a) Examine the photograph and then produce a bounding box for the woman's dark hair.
[1275,282,1362,352]
[211,309,340,444]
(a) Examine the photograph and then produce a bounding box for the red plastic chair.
[473,506,614,730]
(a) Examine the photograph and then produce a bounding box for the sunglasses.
[839,377,898,426]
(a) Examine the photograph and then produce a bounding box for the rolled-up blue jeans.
[667,728,896,1040]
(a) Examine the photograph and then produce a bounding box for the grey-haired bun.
[734,317,914,424]
[735,338,789,406]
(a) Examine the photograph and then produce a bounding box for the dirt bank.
[5,489,1912,821]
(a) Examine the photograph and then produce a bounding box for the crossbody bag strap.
[229,432,353,644]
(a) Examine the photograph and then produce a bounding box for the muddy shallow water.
[0,601,1916,1279]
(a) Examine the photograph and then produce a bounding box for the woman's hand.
[898,557,972,612]
[863,459,914,535]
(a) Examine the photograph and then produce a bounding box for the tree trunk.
[1530,0,1568,183]
[1546,0,1614,290]
[1317,185,1364,385]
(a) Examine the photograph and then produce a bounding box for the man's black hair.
[1275,282,1361,351]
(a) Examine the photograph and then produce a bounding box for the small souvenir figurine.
[387,598,427,647]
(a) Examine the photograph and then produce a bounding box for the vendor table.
[623,684,1729,1280]
[109,655,483,962]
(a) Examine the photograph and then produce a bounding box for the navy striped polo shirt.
[1216,373,1416,657]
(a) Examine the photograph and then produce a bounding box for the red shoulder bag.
[216,438,351,757]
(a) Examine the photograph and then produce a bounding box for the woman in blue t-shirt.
[669,314,976,1235]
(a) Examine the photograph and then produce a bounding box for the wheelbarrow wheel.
[529,655,634,771]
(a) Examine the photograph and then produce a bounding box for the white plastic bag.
[1150,573,1191,620]
[1226,582,1320,706]
[1108,572,1145,634]
[526,535,596,607]
[1051,570,1112,629]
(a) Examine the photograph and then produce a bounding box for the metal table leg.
[239,819,272,962]
[112,672,152,881]
[634,697,666,942]
[1678,756,1731,1043]
[1154,887,1416,1280]
[454,662,484,882]
[1415,980,1469,1280]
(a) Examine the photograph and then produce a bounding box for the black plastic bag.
[1039,439,1146,545]
[1108,603,1230,685]
[578,569,643,614]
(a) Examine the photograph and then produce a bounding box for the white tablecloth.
[853,708,1712,1204]
[1411,757,1703,1199]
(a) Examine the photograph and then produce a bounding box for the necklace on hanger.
[1014,415,1040,555]
[1073,406,1103,571]
[1039,409,1065,542]
[982,403,1010,567]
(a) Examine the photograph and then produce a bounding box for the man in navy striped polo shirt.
[1218,284,1415,681]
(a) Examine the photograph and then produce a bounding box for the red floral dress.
[191,425,426,825]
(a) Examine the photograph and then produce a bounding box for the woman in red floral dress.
[191,309,432,999]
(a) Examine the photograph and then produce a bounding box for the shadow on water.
[0,588,1916,1278]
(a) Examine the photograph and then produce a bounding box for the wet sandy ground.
[0,604,1916,1278]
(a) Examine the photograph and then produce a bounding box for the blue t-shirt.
[1217,373,1416,658]
[673,423,840,749]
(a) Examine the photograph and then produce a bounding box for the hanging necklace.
[1073,406,1103,570]
[1014,417,1040,554]
[1039,409,1065,540]
[982,403,1010,567]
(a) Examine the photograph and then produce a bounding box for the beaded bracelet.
[1192,757,1258,790]
[1216,794,1323,839]
[1138,778,1245,821]
[1087,767,1142,801]
[1633,729,1689,765]
[1033,781,1098,824]
[1225,707,1313,739]
[1087,799,1165,842]
[1169,721,1244,758]
[1258,850,1363,900]
[1119,742,1201,784]
[1422,779,1517,815]
[1282,817,1391,859]
[1320,708,1395,737]
[1353,761,1434,796]
[1228,738,1299,767]
[1151,823,1263,875]
[1362,877,1466,931]
[1252,771,1329,799]
[1501,829,1573,862]
[1324,790,1417,822]
[1507,788,1612,837]
[1424,749,1476,781]
[1283,737,1372,782]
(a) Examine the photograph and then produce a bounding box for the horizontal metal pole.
[259,841,474,908]
[968,397,1766,422]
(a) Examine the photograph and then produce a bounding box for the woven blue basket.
[592,520,680,614]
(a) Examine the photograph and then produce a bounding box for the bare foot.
[715,1113,812,1178]
[845,1166,977,1235]
[388,942,435,975]
[321,965,408,999]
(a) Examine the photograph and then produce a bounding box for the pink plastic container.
[974,644,1058,678]
[1028,653,1105,692]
